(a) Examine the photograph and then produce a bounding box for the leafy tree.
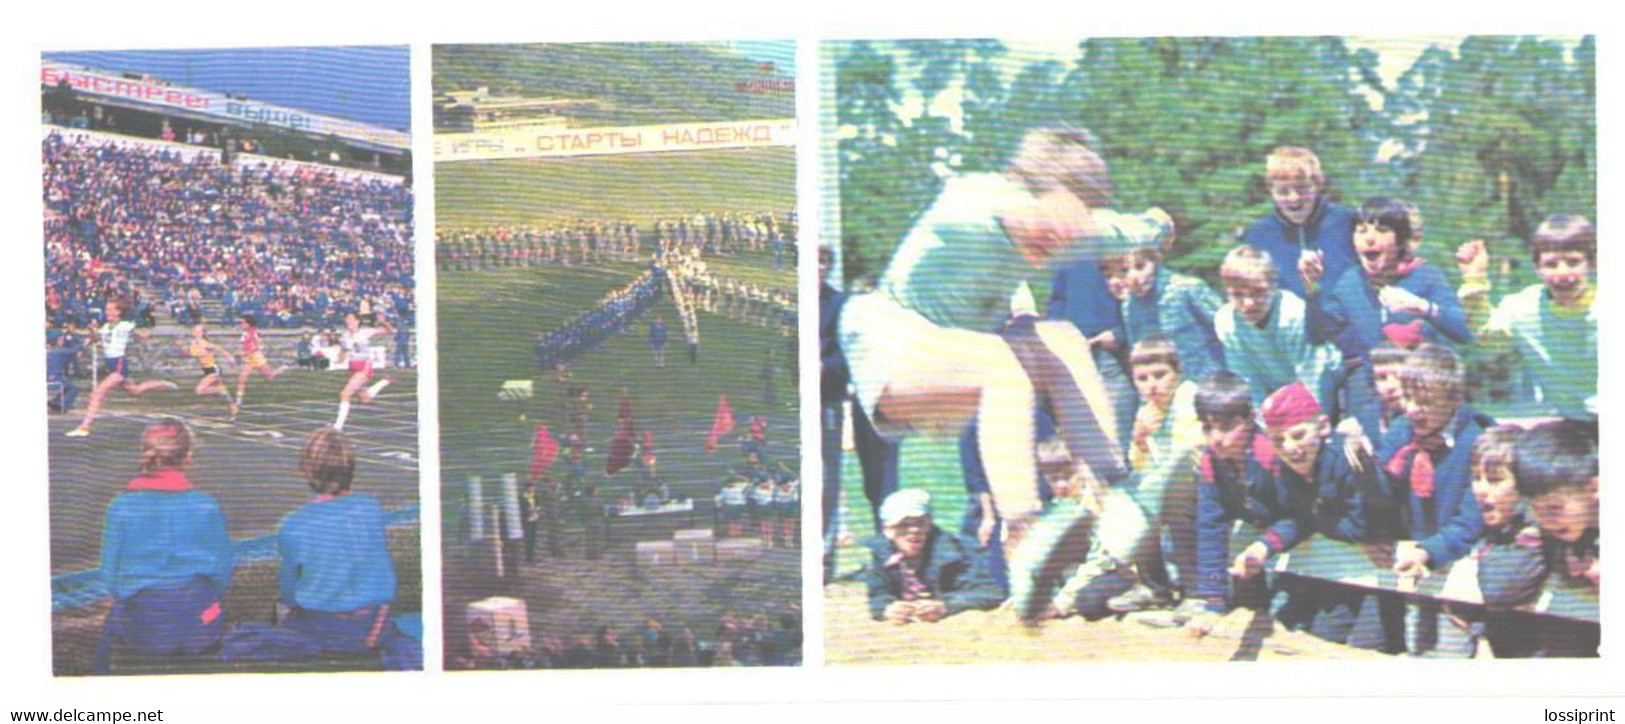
[1390,35,1595,286]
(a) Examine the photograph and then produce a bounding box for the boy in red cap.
[1249,381,1391,642]
[1183,373,1315,637]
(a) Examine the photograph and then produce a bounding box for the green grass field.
[437,262,798,518]
[435,146,795,229]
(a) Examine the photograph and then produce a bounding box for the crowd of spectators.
[460,605,801,670]
[828,144,1598,659]
[43,130,414,334]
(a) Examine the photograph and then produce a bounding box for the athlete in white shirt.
[333,313,392,431]
[67,301,177,437]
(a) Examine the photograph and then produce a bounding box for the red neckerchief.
[1385,431,1448,499]
[126,469,193,492]
[884,552,931,602]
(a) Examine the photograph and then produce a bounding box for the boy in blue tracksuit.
[1048,260,1136,454]
[1101,242,1226,385]
[278,428,398,654]
[1306,197,1473,361]
[1356,343,1494,655]
[1242,147,1360,300]
[1186,373,1314,636]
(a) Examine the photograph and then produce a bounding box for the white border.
[3,0,1621,720]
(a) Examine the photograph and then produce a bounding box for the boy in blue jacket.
[1362,343,1495,655]
[1100,238,1226,385]
[1185,373,1314,637]
[1382,344,1494,574]
[1049,255,1136,453]
[1502,419,1599,657]
[1306,197,1472,361]
[277,428,399,654]
[1242,147,1359,300]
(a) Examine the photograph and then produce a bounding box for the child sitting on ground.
[273,428,405,659]
[94,419,233,674]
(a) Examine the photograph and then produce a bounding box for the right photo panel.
[435,42,801,670]
[821,36,1597,664]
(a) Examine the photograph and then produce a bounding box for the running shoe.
[1107,583,1175,613]
[1135,597,1211,629]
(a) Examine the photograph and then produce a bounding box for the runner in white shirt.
[67,300,178,437]
[332,313,392,431]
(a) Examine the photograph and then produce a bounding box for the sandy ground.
[824,579,1387,665]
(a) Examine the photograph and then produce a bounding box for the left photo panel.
[42,47,422,676]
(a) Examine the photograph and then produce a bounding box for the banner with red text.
[434,118,795,162]
[41,61,410,151]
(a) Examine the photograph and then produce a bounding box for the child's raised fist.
[1456,239,1490,280]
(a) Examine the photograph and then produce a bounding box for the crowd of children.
[837,142,1598,657]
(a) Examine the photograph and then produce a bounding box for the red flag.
[706,395,735,453]
[529,424,558,481]
[606,392,637,475]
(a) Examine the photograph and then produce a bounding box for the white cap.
[880,488,932,527]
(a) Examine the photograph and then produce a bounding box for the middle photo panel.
[432,41,801,671]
